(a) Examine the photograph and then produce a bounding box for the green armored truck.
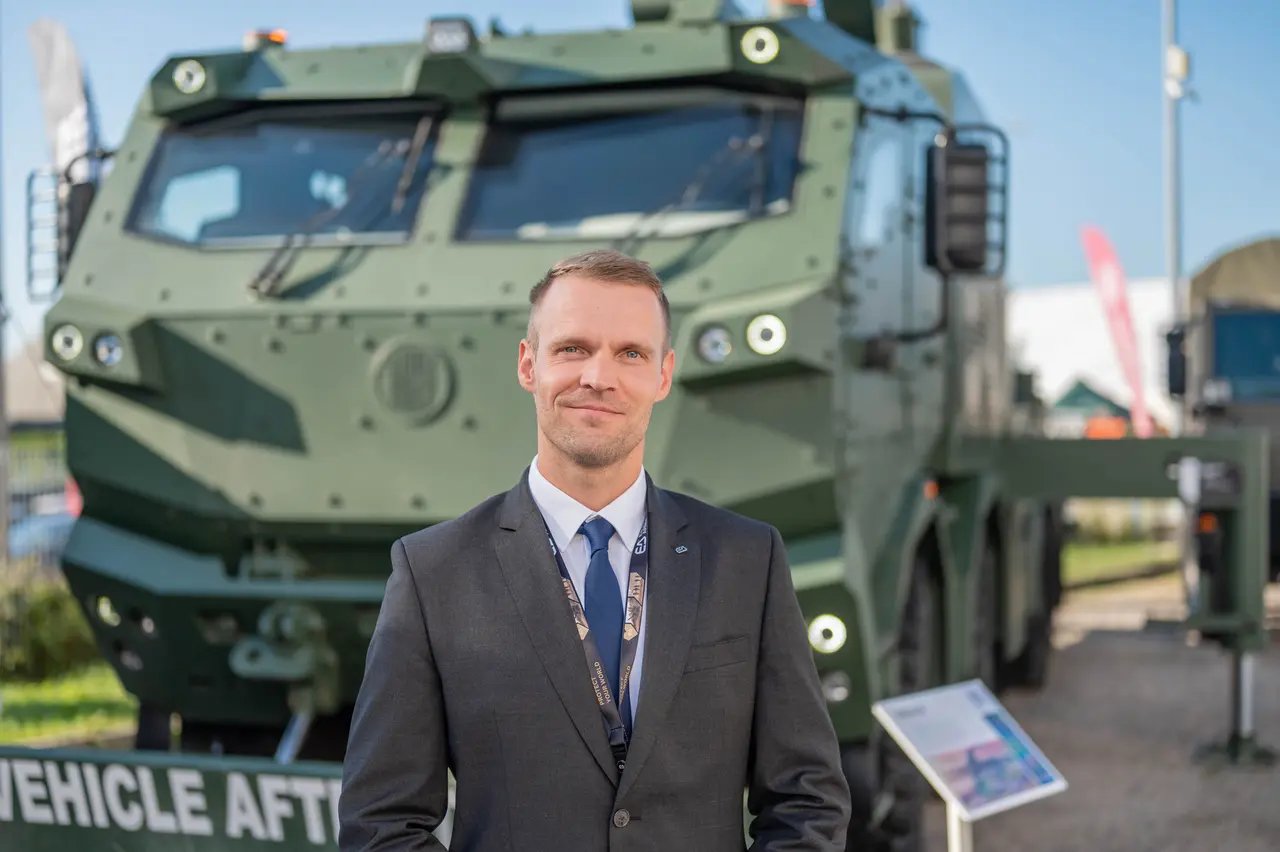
[8,2,1273,850]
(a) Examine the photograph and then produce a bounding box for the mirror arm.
[860,104,951,132]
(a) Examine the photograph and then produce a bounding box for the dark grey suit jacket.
[339,473,850,851]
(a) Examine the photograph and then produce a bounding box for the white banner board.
[872,679,1067,821]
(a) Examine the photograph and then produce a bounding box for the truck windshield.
[456,96,803,241]
[1212,309,1280,399]
[127,110,437,247]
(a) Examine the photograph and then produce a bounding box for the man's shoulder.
[396,490,507,564]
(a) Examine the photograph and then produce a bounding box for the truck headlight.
[93,333,125,367]
[746,314,786,355]
[172,59,207,94]
[808,614,847,654]
[51,324,85,362]
[696,325,733,364]
[821,670,852,703]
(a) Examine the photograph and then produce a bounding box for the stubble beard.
[543,402,645,470]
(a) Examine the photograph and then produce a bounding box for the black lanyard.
[541,513,649,772]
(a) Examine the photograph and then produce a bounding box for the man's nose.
[579,352,617,390]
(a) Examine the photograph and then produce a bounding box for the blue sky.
[3,0,1279,354]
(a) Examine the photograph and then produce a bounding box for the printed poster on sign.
[872,679,1067,821]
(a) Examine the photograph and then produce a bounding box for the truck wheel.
[1042,506,1065,610]
[1001,511,1058,690]
[974,543,1000,692]
[843,556,940,852]
[134,704,171,751]
[841,737,921,852]
[1002,612,1050,690]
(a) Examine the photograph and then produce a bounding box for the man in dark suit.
[339,249,850,851]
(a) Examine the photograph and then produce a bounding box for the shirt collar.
[528,455,647,551]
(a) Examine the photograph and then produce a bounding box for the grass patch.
[1063,539,1179,587]
[0,662,136,745]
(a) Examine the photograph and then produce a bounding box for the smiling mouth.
[565,404,623,415]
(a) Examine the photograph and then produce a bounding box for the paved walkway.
[922,576,1280,851]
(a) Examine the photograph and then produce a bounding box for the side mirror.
[1166,324,1187,398]
[925,132,1007,276]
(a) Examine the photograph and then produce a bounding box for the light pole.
[1163,0,1189,429]
[1163,0,1199,621]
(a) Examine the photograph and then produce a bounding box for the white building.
[1007,277,1178,429]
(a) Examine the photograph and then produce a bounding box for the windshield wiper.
[613,109,776,254]
[247,139,404,298]
[391,116,432,215]
[248,116,433,299]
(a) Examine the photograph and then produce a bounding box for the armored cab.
[40,2,1056,847]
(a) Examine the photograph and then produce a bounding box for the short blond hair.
[528,249,671,349]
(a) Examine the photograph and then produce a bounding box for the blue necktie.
[580,516,626,723]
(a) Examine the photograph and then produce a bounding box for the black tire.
[1002,611,1050,690]
[973,542,1000,692]
[843,556,941,852]
[1042,505,1065,610]
[841,736,921,852]
[1001,509,1059,690]
[134,704,172,751]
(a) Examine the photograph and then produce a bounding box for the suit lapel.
[493,473,621,785]
[616,479,700,800]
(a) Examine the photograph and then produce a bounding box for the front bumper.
[62,517,386,726]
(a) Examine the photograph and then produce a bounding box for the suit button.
[612,809,631,828]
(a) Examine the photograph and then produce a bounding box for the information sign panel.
[872,679,1067,821]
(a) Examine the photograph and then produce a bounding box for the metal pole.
[1163,0,1183,388]
[1163,0,1198,611]
[1232,649,1255,741]
[946,802,973,852]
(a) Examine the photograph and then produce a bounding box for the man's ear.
[654,347,676,402]
[517,339,536,393]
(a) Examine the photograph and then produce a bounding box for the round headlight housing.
[95,595,122,627]
[808,614,847,654]
[746,314,787,355]
[696,325,733,364]
[51,324,85,362]
[93,333,125,368]
[172,59,207,94]
[821,670,852,704]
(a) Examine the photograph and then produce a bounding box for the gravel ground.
[922,576,1280,852]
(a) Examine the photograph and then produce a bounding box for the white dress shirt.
[527,455,649,719]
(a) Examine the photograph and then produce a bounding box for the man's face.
[518,274,675,469]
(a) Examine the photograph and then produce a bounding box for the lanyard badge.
[541,513,650,765]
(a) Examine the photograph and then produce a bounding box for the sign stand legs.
[946,802,973,852]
